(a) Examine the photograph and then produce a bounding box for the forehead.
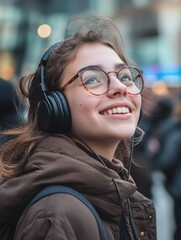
[61,43,125,86]
[67,43,123,70]
[76,43,122,61]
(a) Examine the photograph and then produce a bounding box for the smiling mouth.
[102,107,130,115]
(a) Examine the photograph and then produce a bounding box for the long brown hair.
[0,15,142,183]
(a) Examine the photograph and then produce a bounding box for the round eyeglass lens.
[118,67,143,94]
[81,69,108,95]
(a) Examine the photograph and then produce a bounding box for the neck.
[72,134,119,161]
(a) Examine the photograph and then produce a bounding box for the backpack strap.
[15,185,108,240]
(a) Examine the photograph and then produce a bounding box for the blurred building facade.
[0,0,181,90]
[114,0,181,90]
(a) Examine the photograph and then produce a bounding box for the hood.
[0,135,136,223]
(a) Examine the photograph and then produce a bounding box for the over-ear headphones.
[36,43,71,133]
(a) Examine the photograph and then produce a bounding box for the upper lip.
[99,102,133,115]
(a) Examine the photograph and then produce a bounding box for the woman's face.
[61,43,142,157]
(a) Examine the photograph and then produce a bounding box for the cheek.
[132,95,142,120]
[66,92,94,126]
[135,96,142,120]
[137,95,142,110]
[70,100,94,135]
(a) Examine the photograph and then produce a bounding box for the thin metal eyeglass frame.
[60,65,144,95]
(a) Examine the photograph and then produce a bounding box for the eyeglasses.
[61,65,144,95]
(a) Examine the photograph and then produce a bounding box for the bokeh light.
[37,24,51,38]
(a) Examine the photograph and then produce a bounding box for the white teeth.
[103,107,129,115]
[107,109,112,115]
[112,108,117,114]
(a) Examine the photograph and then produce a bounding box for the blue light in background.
[143,65,181,87]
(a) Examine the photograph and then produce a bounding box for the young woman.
[0,15,156,240]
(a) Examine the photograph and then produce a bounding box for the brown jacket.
[0,135,157,240]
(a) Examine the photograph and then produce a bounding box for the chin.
[116,128,136,138]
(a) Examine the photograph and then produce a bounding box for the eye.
[118,74,133,83]
[134,73,141,81]
[83,76,100,86]
[82,69,106,88]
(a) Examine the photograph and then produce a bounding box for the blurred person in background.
[142,95,173,164]
[0,77,20,130]
[0,14,156,240]
[0,77,25,146]
[130,88,156,199]
[147,91,181,240]
[131,91,173,200]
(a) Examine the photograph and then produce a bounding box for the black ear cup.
[35,42,72,133]
[37,91,71,133]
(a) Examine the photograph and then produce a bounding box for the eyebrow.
[115,63,127,70]
[97,63,127,71]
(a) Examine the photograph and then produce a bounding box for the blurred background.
[0,0,180,88]
[0,0,181,240]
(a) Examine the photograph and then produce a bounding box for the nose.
[107,73,128,97]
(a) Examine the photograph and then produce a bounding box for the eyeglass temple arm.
[60,74,79,91]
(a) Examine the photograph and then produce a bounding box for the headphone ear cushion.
[37,91,71,133]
